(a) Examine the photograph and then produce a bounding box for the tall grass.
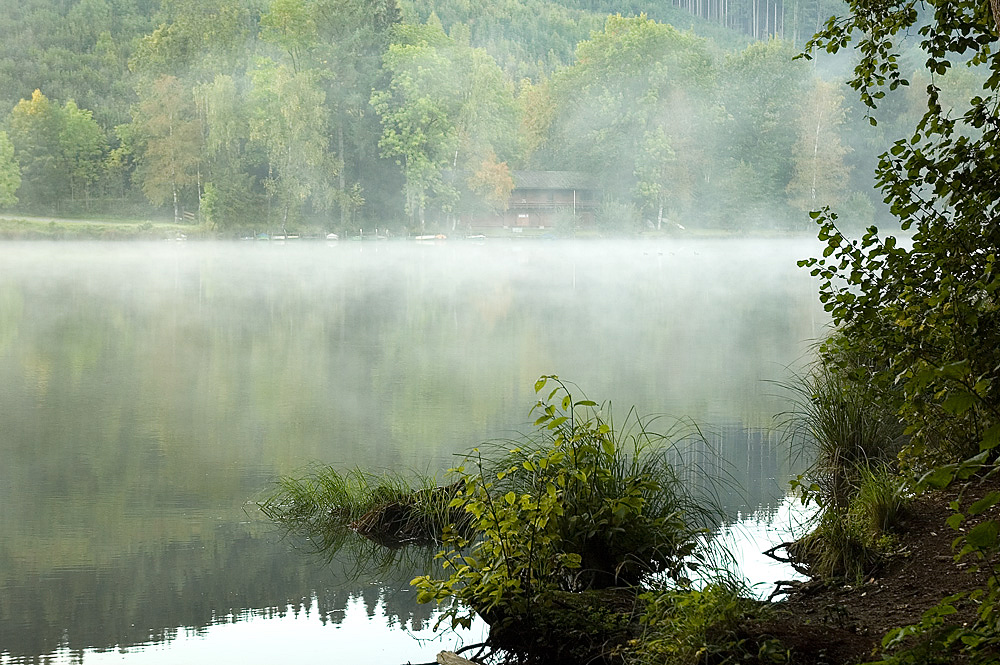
[780,343,910,581]
[783,357,905,511]
[257,466,465,561]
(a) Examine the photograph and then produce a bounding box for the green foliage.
[784,345,905,512]
[629,581,774,665]
[258,465,462,554]
[250,61,336,231]
[541,15,717,208]
[201,176,265,233]
[0,0,918,227]
[797,0,1000,660]
[411,376,715,630]
[794,463,909,582]
[800,0,1000,473]
[783,348,910,581]
[851,462,910,539]
[371,18,519,228]
[8,89,108,208]
[786,79,852,212]
[132,75,202,220]
[0,130,20,207]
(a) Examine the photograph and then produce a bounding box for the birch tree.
[786,79,850,212]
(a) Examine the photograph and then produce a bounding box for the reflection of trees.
[0,529,438,661]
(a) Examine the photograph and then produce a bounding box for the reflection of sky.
[714,495,813,598]
[10,596,489,665]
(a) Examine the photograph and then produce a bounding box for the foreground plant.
[412,376,718,659]
[628,578,780,665]
[779,348,909,581]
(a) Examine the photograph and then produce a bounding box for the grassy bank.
[0,215,208,240]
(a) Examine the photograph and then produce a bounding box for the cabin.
[462,170,600,232]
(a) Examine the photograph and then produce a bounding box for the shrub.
[411,376,718,634]
[629,580,772,665]
[784,342,905,511]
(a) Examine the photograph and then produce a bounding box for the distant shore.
[0,214,850,242]
[0,214,202,240]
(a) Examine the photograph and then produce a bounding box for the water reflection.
[0,239,824,663]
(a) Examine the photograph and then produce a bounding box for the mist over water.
[0,238,825,664]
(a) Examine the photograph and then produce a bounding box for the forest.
[0,0,963,236]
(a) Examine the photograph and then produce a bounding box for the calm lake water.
[0,238,823,664]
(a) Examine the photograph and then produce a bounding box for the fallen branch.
[763,542,811,576]
[762,542,797,563]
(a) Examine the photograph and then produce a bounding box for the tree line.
[0,0,963,234]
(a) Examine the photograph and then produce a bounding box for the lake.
[0,238,824,664]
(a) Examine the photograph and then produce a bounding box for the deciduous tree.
[250,62,335,232]
[786,79,850,212]
[542,15,716,212]
[0,131,20,208]
[8,90,67,206]
[133,75,202,222]
[372,20,518,228]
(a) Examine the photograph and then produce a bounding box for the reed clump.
[782,339,911,581]
[258,466,467,551]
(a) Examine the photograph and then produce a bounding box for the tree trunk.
[811,117,821,203]
[338,124,347,228]
[172,181,179,224]
[992,0,1000,37]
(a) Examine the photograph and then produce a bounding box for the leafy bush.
[851,462,910,539]
[628,580,775,665]
[796,0,1000,660]
[412,376,717,632]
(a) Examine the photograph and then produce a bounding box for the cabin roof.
[512,171,599,190]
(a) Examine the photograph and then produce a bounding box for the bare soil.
[750,476,1000,664]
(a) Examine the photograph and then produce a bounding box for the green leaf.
[981,424,1000,451]
[548,416,568,429]
[941,390,976,415]
[965,520,999,550]
[969,492,1000,516]
[920,466,956,490]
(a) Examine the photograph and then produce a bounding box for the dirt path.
[753,477,1000,664]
